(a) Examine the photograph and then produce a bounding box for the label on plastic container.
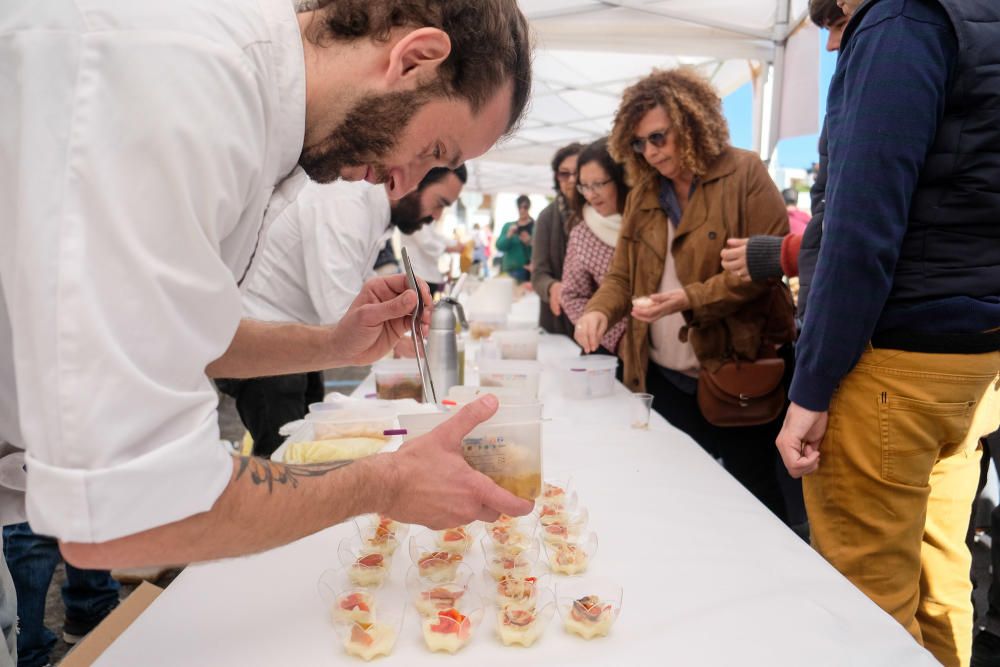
[461,435,540,500]
[461,435,510,473]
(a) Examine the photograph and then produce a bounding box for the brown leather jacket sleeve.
[684,158,790,326]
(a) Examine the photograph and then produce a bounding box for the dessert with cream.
[421,608,473,653]
[416,551,463,583]
[497,606,546,647]
[343,622,397,660]
[542,482,567,503]
[563,595,614,639]
[496,575,538,611]
[363,516,402,556]
[349,553,389,587]
[548,543,589,575]
[487,552,534,581]
[414,584,466,617]
[332,591,375,625]
[436,526,474,554]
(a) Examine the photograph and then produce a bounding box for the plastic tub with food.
[408,532,466,584]
[558,355,618,400]
[372,358,424,401]
[476,359,542,400]
[492,328,540,361]
[337,535,393,588]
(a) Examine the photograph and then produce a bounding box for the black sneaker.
[972,630,1000,667]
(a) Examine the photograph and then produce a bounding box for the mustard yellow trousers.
[803,348,1000,667]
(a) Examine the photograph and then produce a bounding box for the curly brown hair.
[609,67,729,185]
[302,0,532,135]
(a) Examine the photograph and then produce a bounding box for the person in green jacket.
[496,194,534,282]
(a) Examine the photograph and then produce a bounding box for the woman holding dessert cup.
[574,68,795,522]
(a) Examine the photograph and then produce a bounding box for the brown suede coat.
[584,147,793,392]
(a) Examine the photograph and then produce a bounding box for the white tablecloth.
[93,331,936,666]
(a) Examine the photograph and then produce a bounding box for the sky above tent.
[726,34,838,169]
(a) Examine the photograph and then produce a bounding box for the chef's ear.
[385,27,451,89]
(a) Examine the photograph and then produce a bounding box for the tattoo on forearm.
[234,457,353,493]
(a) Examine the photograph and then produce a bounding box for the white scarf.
[583,204,623,247]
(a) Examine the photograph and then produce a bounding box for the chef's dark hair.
[302,0,532,137]
[419,164,467,191]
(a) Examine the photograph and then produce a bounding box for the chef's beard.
[391,190,432,235]
[298,86,434,185]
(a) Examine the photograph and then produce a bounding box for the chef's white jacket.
[242,182,393,326]
[400,225,451,285]
[0,0,307,542]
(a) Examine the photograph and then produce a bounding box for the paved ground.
[41,370,996,663]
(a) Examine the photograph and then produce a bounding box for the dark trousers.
[971,431,1000,637]
[2,523,119,667]
[646,363,789,523]
[216,372,325,458]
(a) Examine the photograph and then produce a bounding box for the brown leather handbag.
[695,283,796,427]
[697,356,786,427]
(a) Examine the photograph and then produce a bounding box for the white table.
[94,332,936,666]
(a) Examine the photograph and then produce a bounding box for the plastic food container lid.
[373,358,422,374]
[560,356,618,372]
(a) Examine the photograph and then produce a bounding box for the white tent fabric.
[466,0,817,194]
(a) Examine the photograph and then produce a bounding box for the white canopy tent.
[465,0,820,195]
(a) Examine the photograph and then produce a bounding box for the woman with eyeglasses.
[532,142,586,336]
[574,68,795,522]
[560,138,630,360]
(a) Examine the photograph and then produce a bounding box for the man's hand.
[392,334,417,359]
[329,274,431,367]
[775,403,828,478]
[630,289,691,323]
[549,282,563,316]
[720,238,752,282]
[383,396,535,527]
[574,311,608,353]
[519,230,532,245]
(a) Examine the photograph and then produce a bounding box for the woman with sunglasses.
[574,68,795,522]
[560,138,630,360]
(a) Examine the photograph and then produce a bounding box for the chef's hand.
[720,238,752,282]
[630,289,691,323]
[383,396,535,527]
[549,282,563,316]
[775,403,828,478]
[392,334,417,359]
[330,274,431,366]
[574,311,608,353]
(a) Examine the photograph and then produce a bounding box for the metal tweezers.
[400,247,437,404]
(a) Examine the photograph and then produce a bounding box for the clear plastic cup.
[556,577,623,640]
[408,532,466,584]
[406,562,478,618]
[495,586,556,647]
[630,392,654,429]
[542,531,599,576]
[420,604,484,654]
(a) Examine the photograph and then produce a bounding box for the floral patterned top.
[562,223,627,353]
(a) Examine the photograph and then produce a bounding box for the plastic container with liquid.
[492,329,540,361]
[373,358,424,401]
[397,412,542,501]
